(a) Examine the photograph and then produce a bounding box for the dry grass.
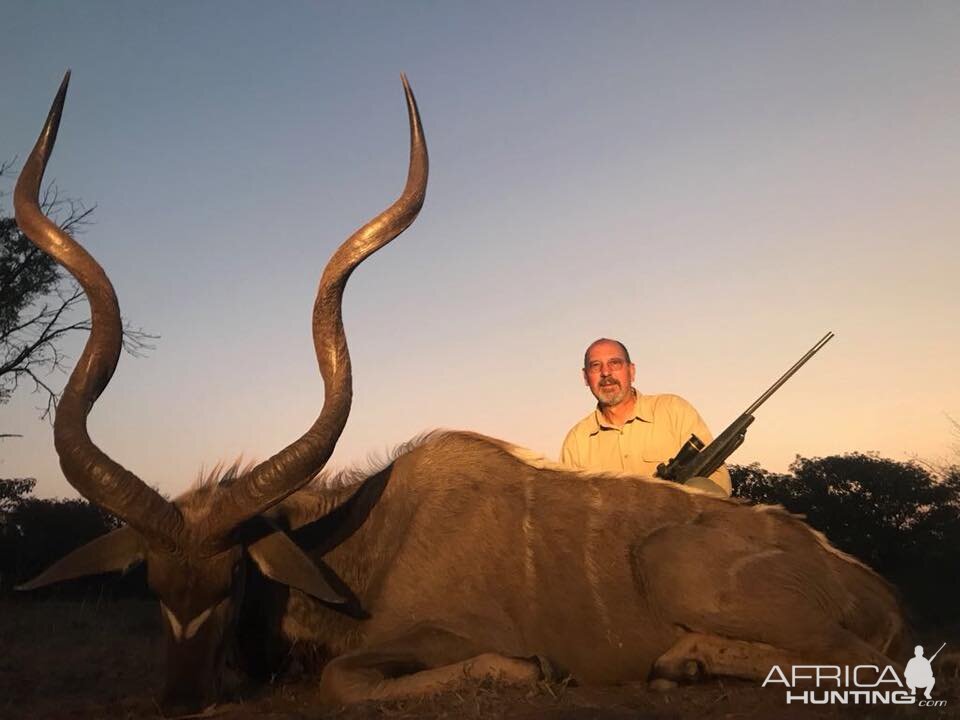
[1,599,956,719]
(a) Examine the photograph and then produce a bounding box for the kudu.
[18,74,908,717]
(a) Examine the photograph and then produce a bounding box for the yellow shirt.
[560,391,732,495]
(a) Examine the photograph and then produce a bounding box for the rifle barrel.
[743,332,834,416]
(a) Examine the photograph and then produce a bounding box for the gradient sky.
[2,2,958,499]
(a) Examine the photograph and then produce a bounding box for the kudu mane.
[181,432,439,516]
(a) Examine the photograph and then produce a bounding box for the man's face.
[583,340,636,407]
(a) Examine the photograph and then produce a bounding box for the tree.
[0,477,37,590]
[730,463,792,504]
[0,159,156,431]
[786,454,944,569]
[731,454,960,626]
[9,496,122,584]
[0,487,130,595]
[0,476,36,514]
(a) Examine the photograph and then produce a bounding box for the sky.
[2,2,958,500]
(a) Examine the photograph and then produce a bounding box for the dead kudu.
[17,74,908,717]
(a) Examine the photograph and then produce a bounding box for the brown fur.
[252,430,908,700]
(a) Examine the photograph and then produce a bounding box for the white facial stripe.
[184,606,214,640]
[161,602,183,640]
[161,601,218,642]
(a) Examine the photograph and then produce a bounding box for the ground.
[1,600,956,720]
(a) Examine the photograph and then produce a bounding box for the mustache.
[599,378,621,388]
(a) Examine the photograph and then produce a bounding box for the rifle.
[929,642,947,663]
[656,332,834,483]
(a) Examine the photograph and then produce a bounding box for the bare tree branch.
[1,158,159,431]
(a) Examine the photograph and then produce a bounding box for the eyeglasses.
[585,358,627,375]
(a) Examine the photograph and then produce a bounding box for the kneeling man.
[561,338,731,496]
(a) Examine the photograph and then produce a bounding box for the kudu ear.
[293,464,391,556]
[247,530,350,606]
[16,525,145,591]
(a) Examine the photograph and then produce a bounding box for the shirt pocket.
[639,423,681,463]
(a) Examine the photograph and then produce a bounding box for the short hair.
[583,338,632,369]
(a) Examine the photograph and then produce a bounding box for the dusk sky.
[3,2,958,499]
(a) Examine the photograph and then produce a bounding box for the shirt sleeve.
[560,429,581,468]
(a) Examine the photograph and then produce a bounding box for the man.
[561,338,731,495]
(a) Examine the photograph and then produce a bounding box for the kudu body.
[17,75,908,716]
[262,433,909,705]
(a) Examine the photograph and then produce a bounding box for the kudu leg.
[319,625,543,704]
[635,518,904,685]
[652,629,898,684]
[653,632,804,683]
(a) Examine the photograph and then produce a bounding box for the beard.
[596,379,631,407]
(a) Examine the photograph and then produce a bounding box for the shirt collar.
[590,388,652,434]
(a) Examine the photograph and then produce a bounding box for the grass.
[1,598,956,720]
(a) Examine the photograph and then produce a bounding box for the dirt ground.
[1,599,956,720]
